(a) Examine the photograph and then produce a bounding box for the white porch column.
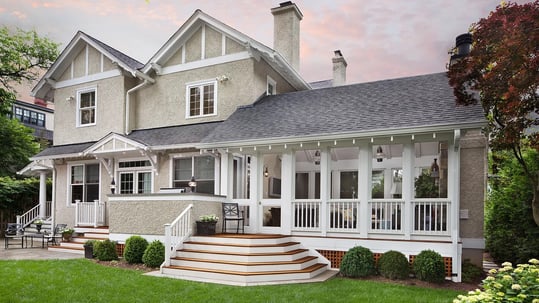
[358,144,371,238]
[250,153,261,233]
[280,150,294,234]
[319,146,331,236]
[402,142,414,240]
[219,151,234,198]
[39,170,47,218]
[449,139,461,281]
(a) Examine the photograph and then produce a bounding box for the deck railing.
[75,200,106,227]
[292,200,321,230]
[369,199,404,233]
[16,201,52,228]
[163,204,193,267]
[327,200,360,232]
[411,199,450,235]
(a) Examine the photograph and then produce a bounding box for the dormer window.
[186,80,217,118]
[77,87,97,127]
[267,76,276,95]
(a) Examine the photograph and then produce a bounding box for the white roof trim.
[83,133,149,156]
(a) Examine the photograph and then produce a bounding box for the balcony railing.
[369,199,404,233]
[328,200,359,232]
[292,200,321,230]
[411,199,450,235]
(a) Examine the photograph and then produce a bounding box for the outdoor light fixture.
[376,146,384,162]
[110,179,116,194]
[264,167,269,178]
[189,176,197,192]
[313,150,321,165]
[431,158,440,186]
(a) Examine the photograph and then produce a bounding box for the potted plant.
[34,219,44,233]
[196,214,219,235]
[61,228,75,241]
[83,240,95,259]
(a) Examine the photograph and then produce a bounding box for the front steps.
[160,234,333,286]
[48,226,109,255]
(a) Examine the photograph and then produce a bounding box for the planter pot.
[196,221,217,236]
[35,224,42,233]
[84,245,94,259]
[62,234,72,242]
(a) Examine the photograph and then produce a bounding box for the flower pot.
[35,224,42,233]
[196,221,217,236]
[84,245,94,259]
[62,234,72,242]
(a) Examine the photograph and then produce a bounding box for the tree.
[0,27,58,175]
[448,1,539,225]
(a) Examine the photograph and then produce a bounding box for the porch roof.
[32,141,96,160]
[200,73,486,147]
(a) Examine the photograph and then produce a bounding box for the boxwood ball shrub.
[339,246,376,278]
[124,235,148,264]
[142,240,165,268]
[378,250,410,280]
[94,239,118,261]
[413,250,445,283]
[454,259,539,303]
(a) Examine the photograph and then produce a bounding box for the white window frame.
[267,76,276,96]
[117,159,153,194]
[170,153,216,194]
[185,79,218,119]
[67,162,100,205]
[76,87,97,127]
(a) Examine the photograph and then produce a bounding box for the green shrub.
[454,259,539,303]
[339,246,375,278]
[378,250,410,280]
[486,150,539,265]
[94,239,118,261]
[124,236,148,264]
[413,250,445,283]
[461,259,483,284]
[142,240,165,268]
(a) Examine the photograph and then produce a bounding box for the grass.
[0,259,463,302]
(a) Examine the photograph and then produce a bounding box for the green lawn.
[0,259,463,302]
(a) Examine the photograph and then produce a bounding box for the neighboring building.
[10,99,54,145]
[24,2,486,283]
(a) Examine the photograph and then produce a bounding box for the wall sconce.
[216,75,229,82]
[188,176,197,192]
[376,146,384,162]
[313,150,321,165]
[66,96,74,102]
[110,178,116,194]
[264,167,269,178]
[431,158,440,186]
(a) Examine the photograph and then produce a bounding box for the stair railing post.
[75,200,80,226]
[164,223,172,267]
[16,215,21,225]
[93,200,99,227]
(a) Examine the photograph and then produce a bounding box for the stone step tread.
[172,255,318,266]
[165,263,327,276]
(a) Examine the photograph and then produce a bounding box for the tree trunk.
[533,187,539,227]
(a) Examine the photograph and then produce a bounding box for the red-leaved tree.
[448,1,539,225]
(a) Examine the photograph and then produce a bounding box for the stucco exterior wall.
[205,26,222,59]
[253,59,296,94]
[53,163,75,227]
[185,27,202,63]
[108,196,222,235]
[53,76,127,145]
[459,129,487,266]
[225,37,244,54]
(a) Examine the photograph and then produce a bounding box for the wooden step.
[182,241,301,254]
[165,263,327,277]
[171,256,319,272]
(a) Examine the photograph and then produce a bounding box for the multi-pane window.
[70,164,100,203]
[173,156,215,194]
[267,76,276,96]
[13,107,46,127]
[78,89,96,126]
[187,81,216,118]
[118,160,152,194]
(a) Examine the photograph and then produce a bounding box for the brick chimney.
[332,50,347,86]
[271,1,303,72]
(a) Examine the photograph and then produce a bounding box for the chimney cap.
[271,1,303,19]
[334,50,343,57]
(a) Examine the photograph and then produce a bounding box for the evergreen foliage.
[124,236,148,264]
[142,240,165,268]
[413,250,446,283]
[339,246,376,278]
[378,250,410,280]
[94,239,118,261]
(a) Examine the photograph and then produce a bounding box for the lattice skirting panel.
[116,243,125,257]
[317,250,452,277]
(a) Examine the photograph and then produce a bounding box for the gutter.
[125,72,155,135]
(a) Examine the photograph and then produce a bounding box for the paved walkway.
[0,240,82,260]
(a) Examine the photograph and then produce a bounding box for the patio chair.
[44,224,67,247]
[4,223,24,249]
[222,203,245,234]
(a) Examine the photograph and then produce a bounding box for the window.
[267,76,276,95]
[70,163,99,203]
[37,113,45,127]
[186,81,216,118]
[12,107,47,127]
[77,88,96,126]
[173,156,215,194]
[118,160,152,194]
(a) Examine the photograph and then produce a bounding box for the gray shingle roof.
[201,73,486,144]
[127,122,223,147]
[33,142,95,159]
[83,32,144,70]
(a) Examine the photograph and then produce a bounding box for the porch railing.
[291,198,451,236]
[75,200,106,227]
[369,199,404,233]
[328,200,360,232]
[163,204,193,267]
[16,201,52,228]
[411,199,450,235]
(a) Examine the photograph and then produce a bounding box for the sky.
[1,0,518,96]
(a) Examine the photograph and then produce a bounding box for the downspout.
[125,71,155,135]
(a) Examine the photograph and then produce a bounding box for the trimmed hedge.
[339,246,376,278]
[94,239,118,261]
[378,250,410,280]
[413,250,445,283]
[124,236,148,264]
[142,240,165,268]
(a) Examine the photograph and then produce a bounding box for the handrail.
[163,204,193,269]
[16,201,51,228]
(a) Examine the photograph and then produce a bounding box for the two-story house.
[26,2,486,284]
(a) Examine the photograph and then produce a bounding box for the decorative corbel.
[98,157,114,179]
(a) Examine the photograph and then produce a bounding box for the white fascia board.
[196,122,487,149]
[159,52,250,75]
[30,152,86,161]
[54,69,122,89]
